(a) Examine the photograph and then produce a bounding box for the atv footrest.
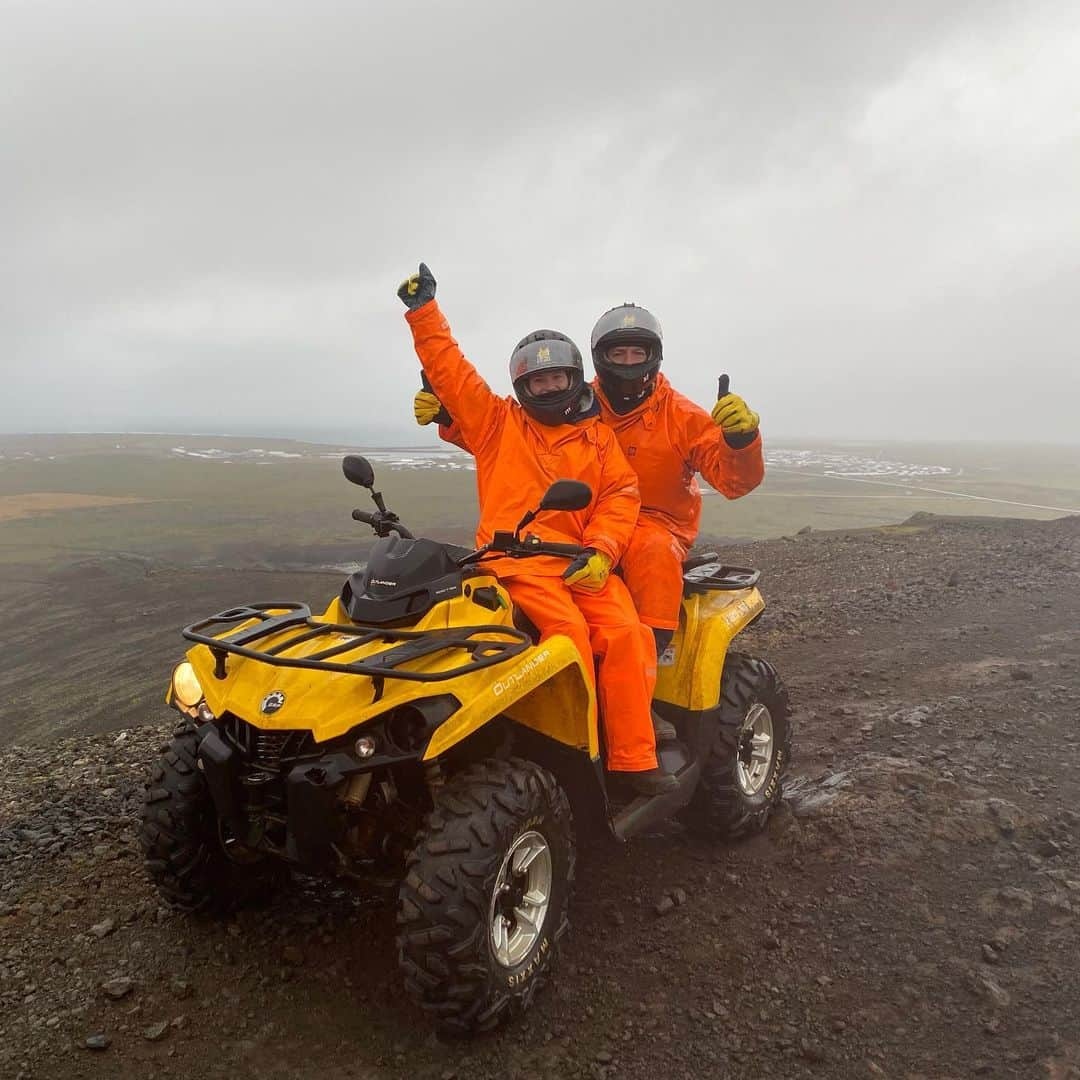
[611,759,701,842]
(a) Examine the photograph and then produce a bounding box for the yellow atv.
[139,455,790,1035]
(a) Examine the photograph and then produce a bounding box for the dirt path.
[1,514,1078,1079]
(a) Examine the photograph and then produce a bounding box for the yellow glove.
[711,375,759,435]
[711,393,759,434]
[561,549,613,591]
[414,390,443,426]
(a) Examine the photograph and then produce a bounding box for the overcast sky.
[4,0,1079,444]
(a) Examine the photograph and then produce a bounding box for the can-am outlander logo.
[260,691,286,714]
[492,649,551,697]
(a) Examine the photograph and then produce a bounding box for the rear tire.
[682,653,791,840]
[139,719,285,913]
[397,757,575,1036]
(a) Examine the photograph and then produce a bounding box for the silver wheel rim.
[488,830,552,968]
[736,702,775,796]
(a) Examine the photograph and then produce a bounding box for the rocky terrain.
[1,512,1078,1079]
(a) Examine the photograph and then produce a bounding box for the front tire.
[683,653,791,840]
[397,758,575,1036]
[139,719,284,913]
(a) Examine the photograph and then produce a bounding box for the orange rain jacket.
[593,373,764,549]
[404,300,658,771]
[595,373,765,630]
[435,370,764,630]
[438,371,765,549]
[405,301,642,581]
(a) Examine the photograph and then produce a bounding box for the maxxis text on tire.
[397,757,575,1036]
[682,652,792,840]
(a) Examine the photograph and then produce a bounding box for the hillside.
[1,512,1078,1078]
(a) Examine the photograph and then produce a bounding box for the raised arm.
[398,263,504,454]
[678,379,764,499]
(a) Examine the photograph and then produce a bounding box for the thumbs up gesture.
[397,262,437,311]
[711,373,759,444]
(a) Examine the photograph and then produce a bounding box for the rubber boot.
[608,764,680,796]
[624,767,679,796]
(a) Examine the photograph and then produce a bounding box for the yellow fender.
[423,635,595,760]
[654,587,765,711]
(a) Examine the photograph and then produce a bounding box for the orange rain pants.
[506,574,658,772]
[620,517,688,631]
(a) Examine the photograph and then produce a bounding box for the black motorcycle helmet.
[590,303,663,414]
[509,330,592,426]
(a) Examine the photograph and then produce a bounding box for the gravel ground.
[1,512,1079,1080]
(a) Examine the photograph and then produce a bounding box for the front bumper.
[196,724,413,868]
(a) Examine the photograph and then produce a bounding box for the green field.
[0,434,1076,571]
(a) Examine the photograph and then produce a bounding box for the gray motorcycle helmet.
[590,303,664,414]
[509,330,590,426]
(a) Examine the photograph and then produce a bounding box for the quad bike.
[139,455,790,1035]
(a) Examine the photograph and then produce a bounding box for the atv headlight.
[171,662,204,710]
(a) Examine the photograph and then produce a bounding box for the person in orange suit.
[397,263,677,796]
[588,303,764,659]
[413,303,765,670]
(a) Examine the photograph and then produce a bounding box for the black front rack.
[182,603,532,700]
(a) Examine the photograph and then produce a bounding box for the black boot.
[610,766,679,796]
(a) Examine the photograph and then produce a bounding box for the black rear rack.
[182,603,532,699]
[681,557,761,594]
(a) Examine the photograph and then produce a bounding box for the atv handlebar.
[353,506,582,563]
[518,539,585,557]
[352,508,415,540]
[457,531,586,566]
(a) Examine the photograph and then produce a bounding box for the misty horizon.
[2,424,1079,450]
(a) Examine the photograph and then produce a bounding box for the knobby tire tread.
[397,757,575,1036]
[685,652,792,840]
[138,719,282,913]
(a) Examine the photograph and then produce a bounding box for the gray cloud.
[3,0,1078,442]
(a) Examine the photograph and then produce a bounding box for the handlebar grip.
[352,509,415,540]
[421,371,433,392]
[532,541,586,557]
